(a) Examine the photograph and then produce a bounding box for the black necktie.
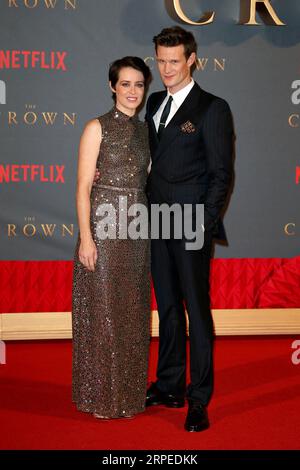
[157,95,173,139]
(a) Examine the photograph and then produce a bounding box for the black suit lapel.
[148,91,167,149]
[155,83,202,159]
[150,91,167,119]
[148,83,213,161]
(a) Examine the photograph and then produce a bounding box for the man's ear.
[109,81,116,94]
[187,52,196,67]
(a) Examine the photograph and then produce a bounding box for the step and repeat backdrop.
[0,0,299,311]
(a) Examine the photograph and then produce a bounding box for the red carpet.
[0,337,300,450]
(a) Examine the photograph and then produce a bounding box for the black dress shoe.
[146,383,185,408]
[184,401,209,432]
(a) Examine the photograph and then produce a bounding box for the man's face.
[156,44,195,94]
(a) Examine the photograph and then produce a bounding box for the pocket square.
[180,120,196,133]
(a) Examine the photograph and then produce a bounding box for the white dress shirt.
[153,79,195,132]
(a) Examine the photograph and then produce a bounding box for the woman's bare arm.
[76,118,102,271]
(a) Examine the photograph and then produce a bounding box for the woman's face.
[110,67,145,116]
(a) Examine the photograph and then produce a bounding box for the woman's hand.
[79,238,98,272]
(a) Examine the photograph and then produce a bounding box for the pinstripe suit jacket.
[145,82,234,241]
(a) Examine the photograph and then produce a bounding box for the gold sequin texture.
[72,107,151,418]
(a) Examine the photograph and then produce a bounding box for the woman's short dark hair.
[153,26,197,60]
[109,56,151,90]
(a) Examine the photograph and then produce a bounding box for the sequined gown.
[72,107,151,418]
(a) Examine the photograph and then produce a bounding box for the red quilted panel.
[0,258,299,313]
[256,256,300,308]
[210,258,284,309]
[0,261,73,313]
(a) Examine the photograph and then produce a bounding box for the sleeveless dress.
[72,107,151,418]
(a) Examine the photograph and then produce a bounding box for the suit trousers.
[151,230,214,406]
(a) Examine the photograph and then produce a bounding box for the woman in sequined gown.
[72,57,152,419]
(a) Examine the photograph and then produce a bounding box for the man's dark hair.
[153,26,197,60]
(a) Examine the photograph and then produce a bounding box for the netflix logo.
[0,50,67,71]
[0,164,65,183]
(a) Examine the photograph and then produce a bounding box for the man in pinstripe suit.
[145,26,234,432]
